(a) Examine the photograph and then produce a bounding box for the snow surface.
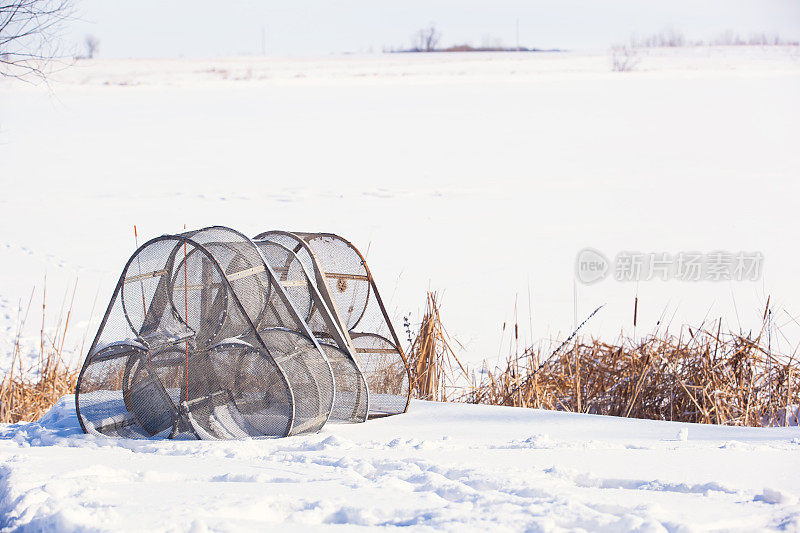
[3,29,800,533]
[1,47,799,375]
[1,397,799,531]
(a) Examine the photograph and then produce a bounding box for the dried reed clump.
[0,352,78,423]
[466,321,799,427]
[406,292,469,402]
[408,293,800,427]
[0,281,81,424]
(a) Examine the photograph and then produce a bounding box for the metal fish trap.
[75,226,409,440]
[253,237,369,423]
[255,231,411,417]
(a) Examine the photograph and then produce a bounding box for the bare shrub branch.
[0,0,73,80]
[610,44,640,72]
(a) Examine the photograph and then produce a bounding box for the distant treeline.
[392,45,562,54]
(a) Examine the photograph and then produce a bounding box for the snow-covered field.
[2,47,799,375]
[1,397,799,531]
[2,46,800,531]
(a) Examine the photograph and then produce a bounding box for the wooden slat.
[124,269,167,283]
[325,272,369,281]
[226,265,266,282]
[355,347,397,354]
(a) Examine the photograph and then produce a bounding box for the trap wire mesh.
[253,236,369,423]
[76,226,408,440]
[255,231,411,417]
[75,226,335,439]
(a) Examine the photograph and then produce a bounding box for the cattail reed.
[408,293,800,427]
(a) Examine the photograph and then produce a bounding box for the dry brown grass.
[0,281,80,424]
[0,351,78,424]
[406,292,469,402]
[408,292,800,427]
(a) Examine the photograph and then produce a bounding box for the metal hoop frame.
[256,230,412,416]
[75,231,335,439]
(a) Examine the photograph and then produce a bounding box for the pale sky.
[63,0,800,58]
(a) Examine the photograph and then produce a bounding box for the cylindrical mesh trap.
[76,228,333,439]
[255,231,411,417]
[76,226,408,440]
[254,237,369,423]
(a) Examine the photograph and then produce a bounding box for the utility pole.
[516,18,520,51]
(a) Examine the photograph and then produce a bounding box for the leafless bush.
[0,0,73,79]
[84,34,98,59]
[631,27,686,48]
[711,30,798,47]
[610,45,640,72]
[712,29,745,47]
[628,27,798,49]
[412,23,441,52]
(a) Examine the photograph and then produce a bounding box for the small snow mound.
[324,506,374,526]
[756,488,798,505]
[188,519,210,533]
[37,395,78,430]
[493,434,556,449]
[386,437,425,449]
[211,472,265,483]
[294,434,351,451]
[677,427,689,442]
[719,440,751,450]
[321,435,349,448]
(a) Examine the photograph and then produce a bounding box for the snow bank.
[1,398,799,531]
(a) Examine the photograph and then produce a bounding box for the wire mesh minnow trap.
[76,226,335,439]
[75,226,408,439]
[254,231,411,417]
[253,237,369,423]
